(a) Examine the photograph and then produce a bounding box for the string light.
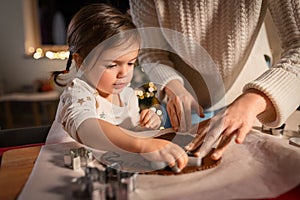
[136,82,164,127]
[32,48,69,60]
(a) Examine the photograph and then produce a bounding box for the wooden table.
[0,146,41,200]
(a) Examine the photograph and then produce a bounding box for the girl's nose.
[118,65,129,77]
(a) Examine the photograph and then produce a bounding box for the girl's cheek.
[84,68,106,87]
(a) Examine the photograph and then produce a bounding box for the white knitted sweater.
[129,0,300,127]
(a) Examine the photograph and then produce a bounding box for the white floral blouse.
[56,78,140,140]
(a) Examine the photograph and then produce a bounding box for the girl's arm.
[77,118,188,169]
[58,79,188,169]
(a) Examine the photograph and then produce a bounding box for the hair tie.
[69,46,76,53]
[63,70,69,74]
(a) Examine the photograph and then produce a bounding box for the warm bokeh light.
[32,48,69,60]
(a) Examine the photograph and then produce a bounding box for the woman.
[129,0,300,159]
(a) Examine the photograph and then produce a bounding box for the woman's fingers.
[191,100,205,118]
[195,131,221,158]
[180,102,190,131]
[166,98,180,131]
[194,115,225,157]
[211,131,236,160]
[185,127,207,152]
[212,122,242,156]
[235,125,250,144]
[212,124,250,160]
[202,114,252,160]
[172,96,186,130]
[167,94,202,132]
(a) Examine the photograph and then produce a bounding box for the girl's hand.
[140,109,161,129]
[141,138,188,170]
[185,90,276,160]
[164,80,204,132]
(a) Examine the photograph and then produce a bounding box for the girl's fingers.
[140,109,152,121]
[175,153,188,170]
[146,117,161,129]
[168,148,188,171]
[140,111,161,129]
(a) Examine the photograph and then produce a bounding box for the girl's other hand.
[141,138,188,170]
[140,109,161,129]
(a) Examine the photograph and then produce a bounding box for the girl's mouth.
[113,82,127,89]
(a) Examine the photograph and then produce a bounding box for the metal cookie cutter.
[71,163,138,200]
[172,156,202,173]
[261,123,286,137]
[64,147,93,170]
[289,137,300,148]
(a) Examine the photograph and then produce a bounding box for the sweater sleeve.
[129,0,184,93]
[243,0,300,127]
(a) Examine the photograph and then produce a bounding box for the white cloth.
[19,129,300,200]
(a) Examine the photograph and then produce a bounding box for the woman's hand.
[185,90,276,160]
[140,109,161,129]
[141,138,188,170]
[164,80,204,131]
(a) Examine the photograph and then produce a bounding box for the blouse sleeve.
[57,79,99,140]
[244,0,300,127]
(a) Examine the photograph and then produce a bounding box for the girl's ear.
[73,53,83,68]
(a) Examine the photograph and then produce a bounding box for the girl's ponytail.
[52,53,73,87]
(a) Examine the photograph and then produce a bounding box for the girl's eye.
[128,62,135,66]
[105,64,117,69]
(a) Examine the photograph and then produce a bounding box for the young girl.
[51,4,188,170]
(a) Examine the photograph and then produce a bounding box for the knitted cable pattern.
[130,0,300,127]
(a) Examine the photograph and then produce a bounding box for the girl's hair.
[52,3,138,86]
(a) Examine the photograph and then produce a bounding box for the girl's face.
[83,41,139,99]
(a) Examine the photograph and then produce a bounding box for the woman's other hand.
[185,90,276,160]
[164,80,204,132]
